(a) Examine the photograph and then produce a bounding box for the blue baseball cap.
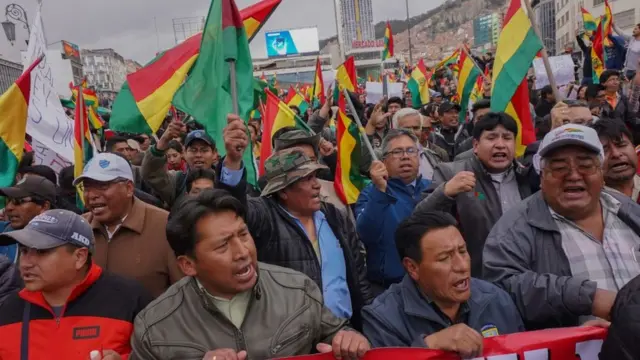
[184,130,215,148]
[0,209,94,252]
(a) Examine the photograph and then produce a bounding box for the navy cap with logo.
[439,102,462,113]
[0,209,94,253]
[184,130,215,148]
[0,175,56,203]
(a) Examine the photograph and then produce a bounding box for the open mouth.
[610,162,630,172]
[235,264,254,281]
[491,152,508,161]
[453,278,469,291]
[563,185,586,198]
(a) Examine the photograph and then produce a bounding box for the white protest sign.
[31,139,72,175]
[365,82,403,104]
[23,4,74,162]
[533,55,575,90]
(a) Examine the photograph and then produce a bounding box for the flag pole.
[524,0,563,101]
[342,88,379,162]
[460,45,489,82]
[228,60,243,152]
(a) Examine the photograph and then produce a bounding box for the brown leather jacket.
[130,262,348,360]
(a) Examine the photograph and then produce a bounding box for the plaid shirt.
[551,193,640,292]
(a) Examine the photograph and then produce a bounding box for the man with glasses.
[600,70,636,124]
[355,129,432,295]
[417,113,536,277]
[142,122,219,207]
[484,124,640,329]
[0,175,56,263]
[393,109,448,181]
[75,153,183,297]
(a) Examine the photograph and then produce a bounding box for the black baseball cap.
[0,175,56,203]
[439,102,462,113]
[0,209,94,252]
[184,130,215,148]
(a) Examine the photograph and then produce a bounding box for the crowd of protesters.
[0,28,640,359]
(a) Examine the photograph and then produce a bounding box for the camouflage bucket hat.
[273,129,321,154]
[261,148,328,197]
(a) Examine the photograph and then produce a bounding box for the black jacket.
[218,176,374,331]
[600,275,640,360]
[0,257,20,306]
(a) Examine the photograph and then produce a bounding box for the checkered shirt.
[551,192,640,292]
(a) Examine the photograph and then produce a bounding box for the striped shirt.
[551,193,640,293]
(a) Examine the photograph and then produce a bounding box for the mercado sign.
[351,40,385,49]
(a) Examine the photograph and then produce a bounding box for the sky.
[0,0,443,65]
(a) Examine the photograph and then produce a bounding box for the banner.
[533,55,575,90]
[276,327,607,360]
[31,140,72,175]
[23,3,75,163]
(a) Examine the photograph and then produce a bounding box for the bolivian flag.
[109,0,282,135]
[491,0,541,157]
[457,48,482,123]
[260,89,312,176]
[312,57,325,107]
[73,90,94,209]
[407,59,431,109]
[581,8,597,32]
[591,21,606,83]
[285,85,310,115]
[334,91,367,205]
[381,22,394,61]
[435,49,460,71]
[0,56,42,188]
[336,56,357,92]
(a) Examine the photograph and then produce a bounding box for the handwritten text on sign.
[276,327,607,360]
[23,4,74,162]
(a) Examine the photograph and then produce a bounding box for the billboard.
[265,27,320,58]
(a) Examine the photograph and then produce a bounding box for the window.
[593,0,604,6]
[615,9,636,29]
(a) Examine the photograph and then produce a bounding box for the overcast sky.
[0,0,442,65]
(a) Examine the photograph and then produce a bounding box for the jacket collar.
[399,275,486,325]
[19,264,103,311]
[90,197,146,235]
[524,192,560,232]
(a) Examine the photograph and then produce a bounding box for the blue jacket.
[355,177,431,284]
[362,276,525,348]
[0,222,18,263]
[605,35,627,71]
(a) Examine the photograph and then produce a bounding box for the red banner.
[276,327,607,360]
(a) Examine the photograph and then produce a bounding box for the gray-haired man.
[484,124,640,330]
[393,108,448,181]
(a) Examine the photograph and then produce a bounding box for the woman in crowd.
[165,140,187,172]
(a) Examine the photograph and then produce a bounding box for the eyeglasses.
[384,147,419,159]
[544,161,599,179]
[82,179,128,192]
[7,197,37,206]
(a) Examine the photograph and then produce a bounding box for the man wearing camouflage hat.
[269,128,348,213]
[218,115,373,331]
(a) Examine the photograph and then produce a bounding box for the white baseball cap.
[72,153,134,186]
[533,124,604,173]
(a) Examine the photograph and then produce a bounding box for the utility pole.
[405,0,413,65]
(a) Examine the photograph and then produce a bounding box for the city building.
[473,13,502,48]
[82,48,127,103]
[125,59,143,74]
[21,41,84,98]
[555,0,584,54]
[339,0,375,53]
[0,57,22,94]
[533,0,557,56]
[583,0,638,33]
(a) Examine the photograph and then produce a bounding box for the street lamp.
[2,3,30,46]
